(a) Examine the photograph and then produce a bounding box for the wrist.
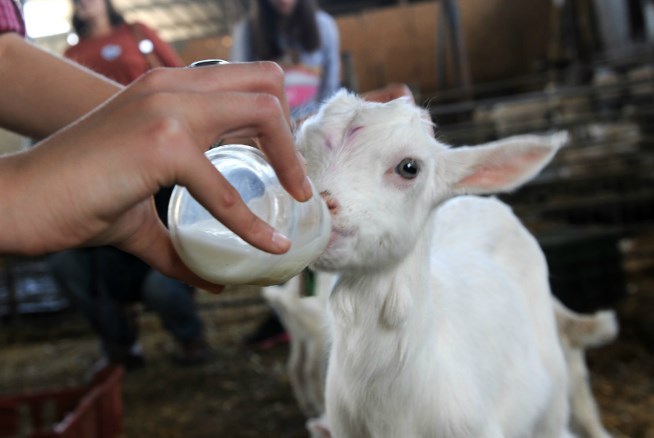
[0,148,64,256]
[0,152,32,254]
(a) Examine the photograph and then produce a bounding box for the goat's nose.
[320,190,339,213]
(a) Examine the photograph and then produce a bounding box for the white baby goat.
[301,299,619,438]
[296,90,572,438]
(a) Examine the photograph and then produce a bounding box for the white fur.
[307,414,332,438]
[554,298,618,438]
[261,271,337,417]
[296,90,572,438]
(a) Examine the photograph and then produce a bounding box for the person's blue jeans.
[48,247,204,360]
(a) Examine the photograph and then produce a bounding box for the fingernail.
[272,230,291,252]
[301,176,313,201]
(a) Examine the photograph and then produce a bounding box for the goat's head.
[296,91,566,273]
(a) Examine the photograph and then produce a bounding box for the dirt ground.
[1,275,653,438]
[0,284,308,437]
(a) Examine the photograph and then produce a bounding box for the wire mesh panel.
[426,58,654,312]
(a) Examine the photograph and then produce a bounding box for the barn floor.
[1,273,653,438]
[0,285,307,437]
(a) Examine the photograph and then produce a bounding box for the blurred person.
[231,0,341,348]
[48,0,208,369]
[65,0,183,84]
[231,0,341,121]
[229,2,413,350]
[49,248,210,368]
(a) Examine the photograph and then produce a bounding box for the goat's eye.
[395,158,420,179]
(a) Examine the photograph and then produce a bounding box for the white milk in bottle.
[168,145,330,286]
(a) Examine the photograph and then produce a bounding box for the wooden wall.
[336,0,553,95]
[176,35,233,66]
[177,0,554,97]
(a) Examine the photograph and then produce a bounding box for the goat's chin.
[312,251,347,272]
[313,240,358,271]
[311,259,340,272]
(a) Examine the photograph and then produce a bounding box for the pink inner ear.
[456,148,551,190]
[456,166,504,188]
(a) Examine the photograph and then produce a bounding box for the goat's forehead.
[345,101,424,129]
[317,107,432,153]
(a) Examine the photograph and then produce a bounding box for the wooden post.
[436,0,473,100]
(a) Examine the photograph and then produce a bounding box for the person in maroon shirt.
[65,0,182,85]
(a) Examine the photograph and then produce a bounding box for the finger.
[137,62,292,126]
[362,83,414,103]
[171,90,312,202]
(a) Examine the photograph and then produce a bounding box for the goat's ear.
[306,89,361,130]
[446,132,567,195]
[296,90,361,155]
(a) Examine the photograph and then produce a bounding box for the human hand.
[361,83,414,103]
[2,62,310,291]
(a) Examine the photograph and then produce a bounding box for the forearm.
[0,33,121,139]
[0,151,38,254]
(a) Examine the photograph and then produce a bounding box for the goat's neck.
[331,220,433,331]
